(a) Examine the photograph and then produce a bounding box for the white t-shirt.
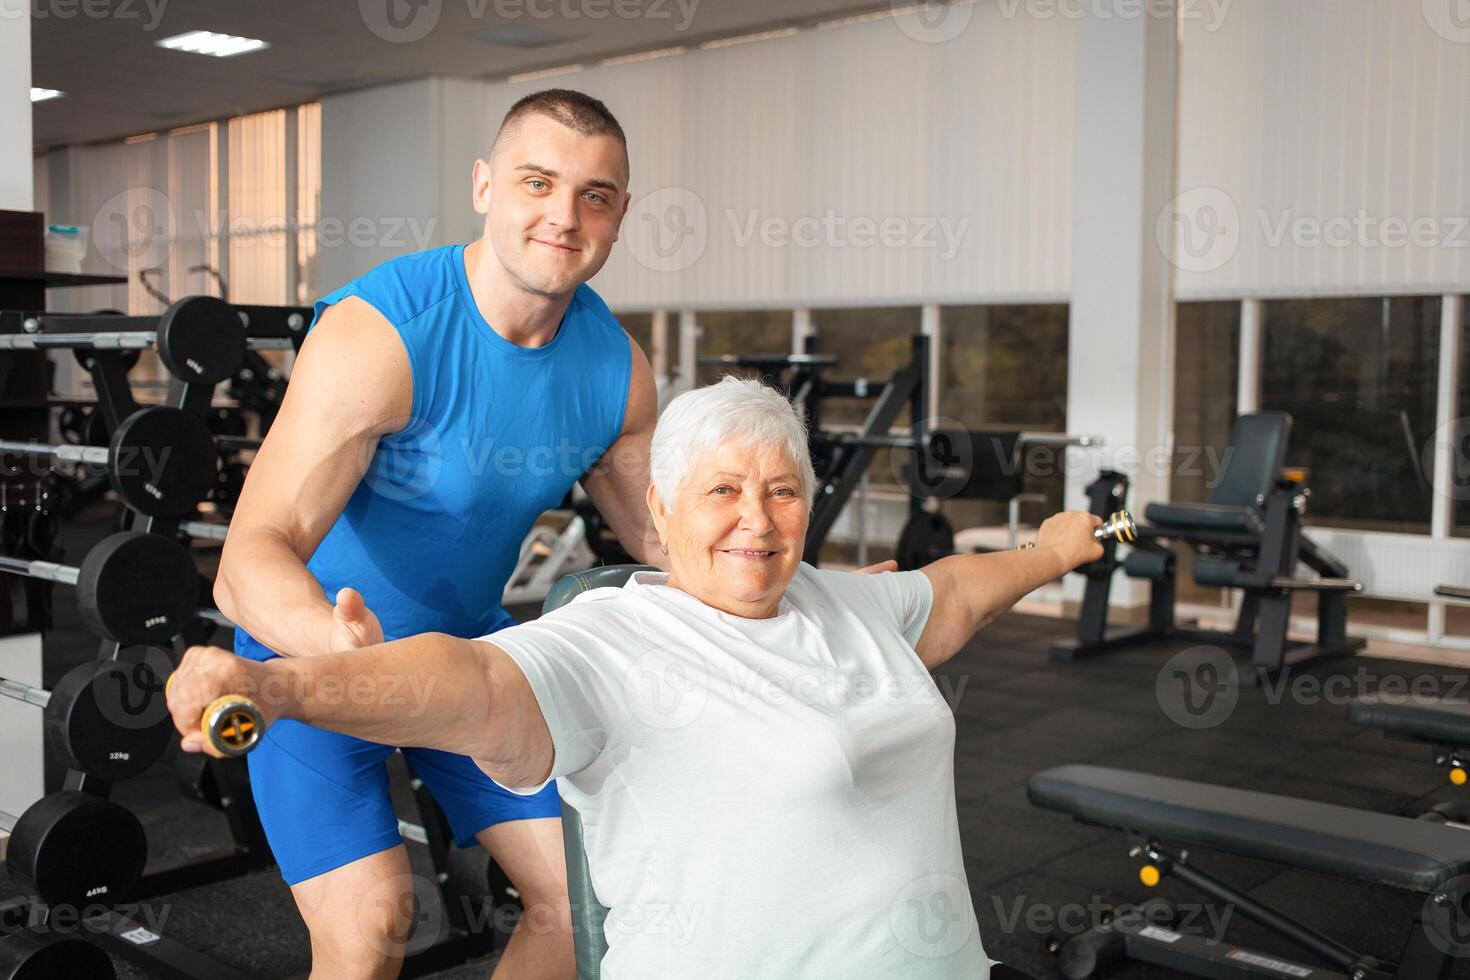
[485,563,990,980]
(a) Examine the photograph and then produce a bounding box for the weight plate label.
[1138,925,1182,942]
[120,926,161,945]
[1225,949,1313,976]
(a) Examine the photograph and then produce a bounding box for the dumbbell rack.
[0,282,304,978]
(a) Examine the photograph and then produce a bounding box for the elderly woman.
[169,376,1101,979]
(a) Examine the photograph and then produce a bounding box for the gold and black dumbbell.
[1018,509,1136,550]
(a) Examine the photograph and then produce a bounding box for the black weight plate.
[48,661,171,781]
[156,296,246,386]
[0,506,24,555]
[75,531,199,644]
[895,511,954,571]
[7,792,146,910]
[25,509,59,557]
[107,406,217,517]
[212,461,248,513]
[0,932,116,980]
[58,406,86,445]
[81,410,111,448]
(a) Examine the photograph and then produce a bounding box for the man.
[215,89,659,979]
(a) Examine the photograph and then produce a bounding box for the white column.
[677,309,699,396]
[650,310,669,380]
[1429,294,1465,642]
[792,308,814,354]
[1237,299,1263,414]
[1065,4,1178,607]
[0,5,31,210]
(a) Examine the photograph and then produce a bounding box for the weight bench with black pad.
[1027,763,1470,979]
[1053,411,1366,683]
[1350,694,1470,790]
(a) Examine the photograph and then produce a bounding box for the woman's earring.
[659,541,668,555]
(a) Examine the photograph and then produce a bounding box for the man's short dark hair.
[491,89,628,179]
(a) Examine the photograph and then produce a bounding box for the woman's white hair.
[650,375,816,511]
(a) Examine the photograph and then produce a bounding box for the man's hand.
[167,646,282,757]
[329,587,384,650]
[1034,511,1105,570]
[856,559,899,574]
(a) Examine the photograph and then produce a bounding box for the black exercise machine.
[1052,411,1365,682]
[1349,692,1470,793]
[1029,763,1470,979]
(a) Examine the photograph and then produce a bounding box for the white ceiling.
[31,0,894,149]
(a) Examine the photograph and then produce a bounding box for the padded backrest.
[1208,412,1292,509]
[542,564,653,980]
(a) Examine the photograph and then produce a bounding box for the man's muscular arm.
[213,297,411,658]
[581,335,667,569]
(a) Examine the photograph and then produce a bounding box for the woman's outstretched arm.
[166,635,554,787]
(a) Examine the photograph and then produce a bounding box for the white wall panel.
[1175,0,1470,299]
[497,7,1076,310]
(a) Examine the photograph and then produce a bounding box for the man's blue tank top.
[234,244,631,661]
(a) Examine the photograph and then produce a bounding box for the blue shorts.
[246,716,562,885]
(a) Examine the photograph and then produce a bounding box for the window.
[937,304,1069,535]
[615,313,653,360]
[1260,297,1440,533]
[694,310,791,387]
[1172,302,1240,505]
